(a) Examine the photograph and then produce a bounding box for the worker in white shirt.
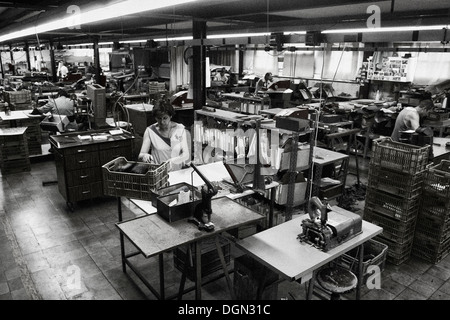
[214,68,229,84]
[57,61,69,80]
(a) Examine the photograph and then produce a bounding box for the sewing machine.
[297,197,362,251]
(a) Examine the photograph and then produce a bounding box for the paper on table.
[177,190,191,205]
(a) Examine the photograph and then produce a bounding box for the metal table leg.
[356,243,364,300]
[194,241,202,300]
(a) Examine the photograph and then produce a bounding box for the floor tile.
[1,156,449,301]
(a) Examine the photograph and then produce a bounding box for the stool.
[316,266,358,300]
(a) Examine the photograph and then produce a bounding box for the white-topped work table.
[0,110,34,127]
[235,208,383,300]
[431,137,450,164]
[116,161,280,300]
[117,196,264,300]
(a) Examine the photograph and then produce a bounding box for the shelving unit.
[194,107,315,224]
[221,92,271,114]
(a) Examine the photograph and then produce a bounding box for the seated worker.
[254,72,273,95]
[213,68,229,84]
[37,89,78,132]
[391,99,434,142]
[138,100,190,171]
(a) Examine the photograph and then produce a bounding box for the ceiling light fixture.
[283,31,307,35]
[322,25,448,34]
[154,36,193,42]
[207,32,270,39]
[0,0,200,43]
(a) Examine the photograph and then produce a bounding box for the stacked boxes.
[364,138,429,265]
[16,118,42,155]
[412,160,450,263]
[3,90,31,106]
[148,81,166,94]
[0,127,31,175]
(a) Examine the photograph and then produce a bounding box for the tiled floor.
[1,153,450,300]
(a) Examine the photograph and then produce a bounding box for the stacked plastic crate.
[412,160,450,263]
[363,138,429,265]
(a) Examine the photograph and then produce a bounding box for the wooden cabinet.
[50,129,134,210]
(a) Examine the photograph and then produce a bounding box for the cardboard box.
[276,116,310,132]
[274,181,307,206]
[280,145,310,171]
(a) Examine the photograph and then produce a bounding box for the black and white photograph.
[0,0,449,311]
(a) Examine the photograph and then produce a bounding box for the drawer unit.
[68,181,103,202]
[66,167,102,186]
[99,140,133,165]
[65,150,100,170]
[50,129,135,211]
[16,118,42,155]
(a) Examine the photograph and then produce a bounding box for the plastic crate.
[375,235,413,266]
[419,192,450,221]
[364,187,420,222]
[367,166,423,199]
[411,233,450,264]
[102,157,169,200]
[364,209,416,244]
[415,214,450,241]
[370,138,429,175]
[338,239,388,283]
[423,160,450,200]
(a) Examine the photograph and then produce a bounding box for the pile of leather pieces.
[340,183,367,213]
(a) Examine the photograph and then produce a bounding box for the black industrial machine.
[188,163,218,232]
[297,197,363,251]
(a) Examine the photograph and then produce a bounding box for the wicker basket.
[102,157,169,200]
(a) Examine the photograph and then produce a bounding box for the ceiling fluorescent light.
[0,0,200,43]
[283,31,307,35]
[207,32,269,39]
[154,36,193,41]
[120,40,147,44]
[322,25,448,34]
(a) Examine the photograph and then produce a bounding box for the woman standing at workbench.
[138,100,190,171]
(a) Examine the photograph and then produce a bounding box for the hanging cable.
[307,43,348,200]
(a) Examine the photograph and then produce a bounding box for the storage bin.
[370,138,429,175]
[102,157,168,200]
[339,239,388,283]
[364,209,417,244]
[364,187,420,222]
[367,166,423,199]
[156,187,202,223]
[422,160,450,200]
